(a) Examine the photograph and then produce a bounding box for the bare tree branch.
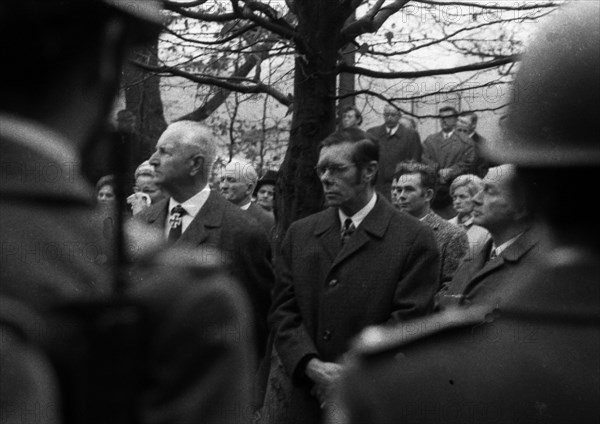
[339,0,410,46]
[229,0,306,51]
[164,22,260,46]
[131,59,293,107]
[337,55,518,78]
[412,0,560,11]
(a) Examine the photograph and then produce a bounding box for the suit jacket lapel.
[464,227,539,293]
[330,197,390,269]
[178,190,223,246]
[314,208,343,262]
[144,199,169,231]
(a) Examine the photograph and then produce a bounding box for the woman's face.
[452,186,474,217]
[97,184,115,204]
[135,175,165,204]
[256,184,275,211]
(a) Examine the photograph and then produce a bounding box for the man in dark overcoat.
[269,127,440,423]
[367,105,422,201]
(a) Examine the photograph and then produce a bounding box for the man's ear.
[424,188,435,202]
[189,154,205,176]
[363,161,378,183]
[246,183,256,197]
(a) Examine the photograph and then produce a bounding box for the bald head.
[161,121,217,166]
[149,121,218,202]
[219,159,258,206]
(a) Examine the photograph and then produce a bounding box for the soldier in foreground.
[0,2,254,423]
[333,2,600,423]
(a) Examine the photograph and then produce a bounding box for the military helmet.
[0,1,163,40]
[483,2,600,165]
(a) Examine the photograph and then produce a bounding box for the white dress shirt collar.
[166,185,211,236]
[443,130,454,139]
[338,192,377,230]
[386,124,400,136]
[492,232,524,257]
[240,201,252,210]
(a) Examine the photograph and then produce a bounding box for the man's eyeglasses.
[314,163,357,177]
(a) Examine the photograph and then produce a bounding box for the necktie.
[341,218,356,245]
[489,246,498,261]
[168,205,187,243]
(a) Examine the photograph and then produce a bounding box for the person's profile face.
[149,131,194,190]
[472,166,519,231]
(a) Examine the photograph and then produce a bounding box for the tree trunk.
[275,0,350,244]
[123,40,167,159]
[338,12,358,121]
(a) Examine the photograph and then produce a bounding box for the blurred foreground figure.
[0,2,254,423]
[334,3,600,423]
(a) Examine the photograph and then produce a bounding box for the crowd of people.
[1,1,598,424]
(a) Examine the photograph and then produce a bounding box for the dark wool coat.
[269,197,440,423]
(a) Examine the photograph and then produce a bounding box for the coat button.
[328,279,338,287]
[322,330,332,341]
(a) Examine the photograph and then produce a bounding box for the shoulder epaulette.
[350,305,496,358]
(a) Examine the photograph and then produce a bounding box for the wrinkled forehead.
[484,164,516,187]
[318,142,355,163]
[393,173,422,187]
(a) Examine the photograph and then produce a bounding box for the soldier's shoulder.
[349,305,493,359]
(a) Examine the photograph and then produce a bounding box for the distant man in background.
[220,158,275,235]
[367,105,422,201]
[392,161,468,286]
[423,106,476,218]
[456,111,490,177]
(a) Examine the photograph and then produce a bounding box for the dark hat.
[254,170,278,195]
[483,2,600,165]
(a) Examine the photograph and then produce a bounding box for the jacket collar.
[145,190,224,246]
[314,197,392,266]
[473,226,539,279]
